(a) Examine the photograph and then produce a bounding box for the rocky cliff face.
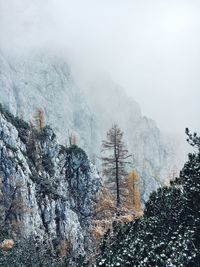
[0,51,177,200]
[0,52,98,152]
[0,105,101,257]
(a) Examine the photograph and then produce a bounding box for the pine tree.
[101,124,132,210]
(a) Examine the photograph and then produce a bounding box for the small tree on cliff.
[101,124,132,210]
[34,108,45,130]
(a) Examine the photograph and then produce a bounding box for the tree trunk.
[116,160,120,209]
[114,133,120,213]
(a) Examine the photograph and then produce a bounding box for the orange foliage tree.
[123,170,143,214]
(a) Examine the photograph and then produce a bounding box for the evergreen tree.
[0,236,69,267]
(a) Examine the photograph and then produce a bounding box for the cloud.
[0,0,199,134]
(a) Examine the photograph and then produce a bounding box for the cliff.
[0,104,101,258]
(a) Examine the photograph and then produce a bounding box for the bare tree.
[101,124,132,210]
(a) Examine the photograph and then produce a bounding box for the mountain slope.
[0,51,177,199]
[0,52,97,151]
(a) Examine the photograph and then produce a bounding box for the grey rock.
[0,106,101,257]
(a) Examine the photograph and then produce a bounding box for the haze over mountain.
[0,0,199,137]
[0,50,182,201]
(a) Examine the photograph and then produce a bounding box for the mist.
[0,0,199,136]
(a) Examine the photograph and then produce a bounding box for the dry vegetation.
[91,169,144,259]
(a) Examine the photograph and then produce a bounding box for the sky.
[0,0,199,135]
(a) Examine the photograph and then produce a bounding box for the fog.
[0,0,199,136]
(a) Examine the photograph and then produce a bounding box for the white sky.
[0,0,199,135]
